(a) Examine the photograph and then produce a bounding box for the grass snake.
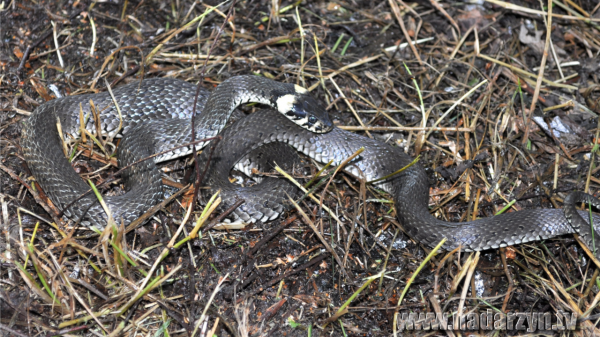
[21,76,600,257]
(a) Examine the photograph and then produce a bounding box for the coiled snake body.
[21,76,600,257]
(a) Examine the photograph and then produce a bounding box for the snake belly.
[200,108,600,257]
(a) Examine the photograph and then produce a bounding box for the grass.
[3,0,600,335]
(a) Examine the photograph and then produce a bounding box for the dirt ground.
[2,0,600,336]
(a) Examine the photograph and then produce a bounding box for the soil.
[1,0,600,336]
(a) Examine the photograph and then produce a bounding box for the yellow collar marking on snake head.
[294,85,308,94]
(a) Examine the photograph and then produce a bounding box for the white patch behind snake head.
[276,94,297,115]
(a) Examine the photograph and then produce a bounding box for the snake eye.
[308,116,317,124]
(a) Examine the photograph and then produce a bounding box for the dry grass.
[2,0,600,336]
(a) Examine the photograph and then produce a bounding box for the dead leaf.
[181,188,195,209]
[13,46,23,58]
[519,23,566,67]
[30,78,53,102]
[505,247,516,259]
[262,298,286,321]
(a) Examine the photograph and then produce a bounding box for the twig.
[248,254,328,296]
[425,79,488,139]
[90,46,144,90]
[125,184,191,234]
[307,54,382,92]
[0,324,30,337]
[329,78,371,138]
[428,0,460,36]
[89,15,97,56]
[50,21,64,69]
[339,126,472,132]
[483,0,600,22]
[477,53,577,90]
[191,273,230,337]
[110,65,141,87]
[0,164,63,225]
[17,31,52,73]
[456,251,480,329]
[389,0,422,65]
[202,199,246,233]
[239,33,298,55]
[500,248,514,312]
[246,215,298,257]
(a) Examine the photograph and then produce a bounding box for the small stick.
[0,324,30,337]
[500,248,514,312]
[17,31,53,73]
[50,21,64,68]
[191,272,231,337]
[103,79,124,143]
[339,126,472,132]
[0,164,63,225]
[88,99,106,153]
[90,46,144,90]
[110,65,140,87]
[248,254,328,296]
[55,116,69,157]
[195,137,222,199]
[478,53,576,90]
[245,215,297,257]
[389,0,422,65]
[455,251,480,329]
[427,0,460,37]
[125,184,191,234]
[89,15,97,56]
[202,199,246,233]
[329,77,371,138]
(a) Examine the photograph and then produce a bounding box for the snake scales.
[21,76,600,257]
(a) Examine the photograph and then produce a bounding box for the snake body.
[202,108,600,255]
[21,76,600,257]
[21,76,331,228]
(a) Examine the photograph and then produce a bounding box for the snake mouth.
[301,118,330,133]
[304,119,332,133]
[284,111,332,133]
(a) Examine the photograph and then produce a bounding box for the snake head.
[274,86,333,133]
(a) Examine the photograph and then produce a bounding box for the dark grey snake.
[21,76,600,257]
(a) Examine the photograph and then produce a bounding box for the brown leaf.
[262,298,286,321]
[505,247,516,260]
[13,46,23,58]
[181,188,195,209]
[30,78,53,101]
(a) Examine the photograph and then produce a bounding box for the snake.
[21,76,600,257]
